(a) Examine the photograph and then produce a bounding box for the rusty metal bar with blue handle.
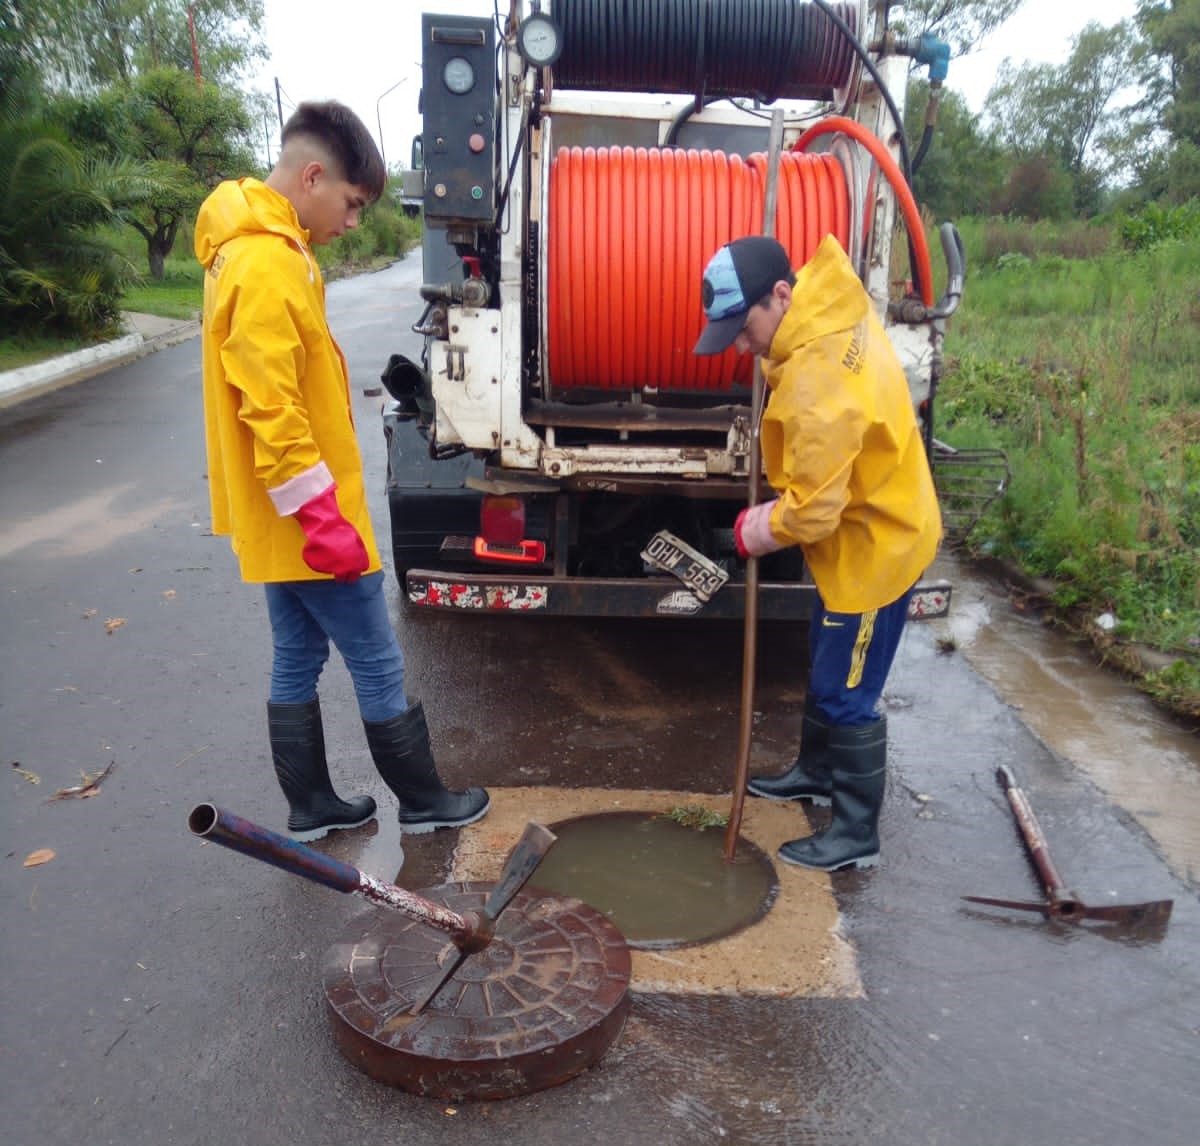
[188,803,482,948]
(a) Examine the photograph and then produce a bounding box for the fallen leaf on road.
[162,589,176,598]
[104,618,126,634]
[46,761,115,802]
[23,849,56,867]
[11,762,40,784]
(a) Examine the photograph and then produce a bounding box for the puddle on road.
[530,811,777,949]
[935,556,1200,884]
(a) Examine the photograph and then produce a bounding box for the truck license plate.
[641,530,729,603]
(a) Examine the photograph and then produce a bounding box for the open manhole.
[529,810,778,949]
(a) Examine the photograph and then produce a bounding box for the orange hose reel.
[547,145,851,393]
[793,116,935,308]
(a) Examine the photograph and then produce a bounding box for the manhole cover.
[323,882,631,1100]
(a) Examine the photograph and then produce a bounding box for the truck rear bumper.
[404,570,952,621]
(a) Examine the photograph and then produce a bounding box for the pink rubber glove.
[734,499,783,559]
[294,485,369,582]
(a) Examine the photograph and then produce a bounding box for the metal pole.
[724,109,786,864]
[275,77,284,132]
[375,77,408,171]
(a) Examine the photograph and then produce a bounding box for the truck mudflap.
[404,571,952,621]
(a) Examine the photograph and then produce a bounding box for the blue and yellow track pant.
[807,586,913,725]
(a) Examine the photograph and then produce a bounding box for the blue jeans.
[807,587,913,725]
[264,572,407,722]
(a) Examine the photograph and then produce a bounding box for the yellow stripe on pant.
[846,608,878,689]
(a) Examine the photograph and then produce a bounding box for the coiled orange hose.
[548,146,851,392]
[793,116,935,307]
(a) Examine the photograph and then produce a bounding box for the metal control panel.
[421,13,496,223]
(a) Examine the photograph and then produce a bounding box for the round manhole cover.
[530,810,778,949]
[323,882,631,1100]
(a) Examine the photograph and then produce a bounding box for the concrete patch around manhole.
[450,787,864,999]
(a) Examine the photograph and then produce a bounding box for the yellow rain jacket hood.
[759,235,941,612]
[196,178,381,582]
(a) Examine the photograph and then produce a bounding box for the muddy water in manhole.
[530,811,778,948]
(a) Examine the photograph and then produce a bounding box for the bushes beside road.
[938,210,1200,720]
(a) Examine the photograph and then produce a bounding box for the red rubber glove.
[294,485,369,582]
[734,499,783,559]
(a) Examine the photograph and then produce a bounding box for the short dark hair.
[281,101,386,201]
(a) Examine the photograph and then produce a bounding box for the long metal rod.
[188,804,476,944]
[724,109,786,863]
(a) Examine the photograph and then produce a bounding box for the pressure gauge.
[442,56,476,95]
[517,13,562,68]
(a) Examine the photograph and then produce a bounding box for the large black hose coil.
[553,0,859,101]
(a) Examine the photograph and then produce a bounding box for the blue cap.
[693,235,793,355]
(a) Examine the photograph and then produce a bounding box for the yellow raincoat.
[195,178,381,583]
[760,235,942,613]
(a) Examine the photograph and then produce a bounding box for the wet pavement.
[2,254,1197,1145]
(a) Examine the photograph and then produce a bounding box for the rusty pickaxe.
[962,765,1173,926]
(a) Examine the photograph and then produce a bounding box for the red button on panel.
[468,133,485,153]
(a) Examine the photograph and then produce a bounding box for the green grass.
[0,332,91,371]
[120,260,204,320]
[939,216,1200,720]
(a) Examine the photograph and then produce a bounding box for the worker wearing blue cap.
[695,233,943,872]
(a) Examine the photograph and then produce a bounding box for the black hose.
[555,0,862,102]
[912,123,934,173]
[809,0,911,185]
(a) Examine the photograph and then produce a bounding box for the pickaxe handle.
[970,768,1174,926]
[997,765,1075,906]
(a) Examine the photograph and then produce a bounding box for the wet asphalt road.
[2,255,1198,1146]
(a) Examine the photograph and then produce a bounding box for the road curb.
[0,320,200,411]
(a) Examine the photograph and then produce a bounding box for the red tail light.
[480,495,525,547]
[476,495,546,564]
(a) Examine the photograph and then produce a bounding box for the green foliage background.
[938,213,1200,715]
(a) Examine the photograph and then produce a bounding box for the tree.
[982,20,1136,213]
[0,111,156,335]
[58,69,255,278]
[2,7,172,336]
[894,0,1028,56]
[1,3,42,113]
[1133,0,1200,201]
[9,0,265,93]
[1059,23,1137,176]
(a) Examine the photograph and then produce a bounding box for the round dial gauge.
[442,56,476,95]
[517,13,562,67]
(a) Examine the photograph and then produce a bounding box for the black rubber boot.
[268,698,377,842]
[746,695,833,805]
[364,701,490,834]
[777,717,887,872]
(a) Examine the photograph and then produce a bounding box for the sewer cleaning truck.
[379,0,974,619]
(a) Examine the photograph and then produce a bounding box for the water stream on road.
[933,554,1200,887]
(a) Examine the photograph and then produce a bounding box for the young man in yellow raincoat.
[195,101,488,841]
[694,234,942,871]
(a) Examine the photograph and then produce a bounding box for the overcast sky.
[247,0,1140,169]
